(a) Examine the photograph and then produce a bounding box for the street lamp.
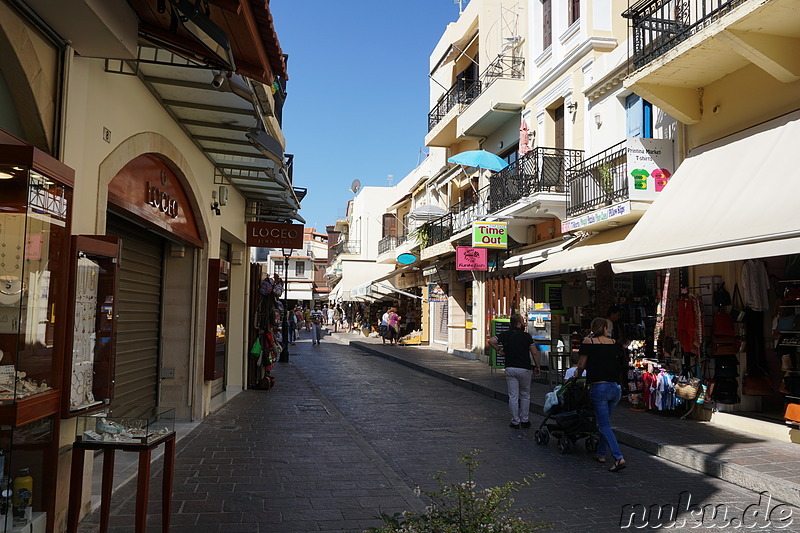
[279,247,292,362]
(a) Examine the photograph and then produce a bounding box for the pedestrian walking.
[576,317,627,472]
[310,305,324,345]
[294,307,304,340]
[487,314,541,429]
[288,308,297,345]
[379,306,389,345]
[304,306,312,331]
[332,305,342,333]
[387,307,401,346]
[327,305,334,327]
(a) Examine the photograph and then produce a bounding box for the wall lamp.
[567,102,578,114]
[594,113,603,127]
[211,190,221,216]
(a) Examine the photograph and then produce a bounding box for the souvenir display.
[0,367,50,403]
[76,407,175,445]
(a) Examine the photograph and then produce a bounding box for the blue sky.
[270,1,464,231]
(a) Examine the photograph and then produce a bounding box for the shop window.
[295,262,305,277]
[626,94,653,138]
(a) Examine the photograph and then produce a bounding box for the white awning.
[610,111,800,274]
[516,226,633,280]
[337,261,394,301]
[503,237,580,269]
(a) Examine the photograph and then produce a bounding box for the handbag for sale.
[713,282,732,307]
[675,378,701,400]
[730,284,746,322]
[743,374,773,396]
[711,335,738,355]
[712,312,735,337]
[250,337,263,357]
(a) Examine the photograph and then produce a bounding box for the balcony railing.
[428,79,482,132]
[565,141,629,218]
[331,240,361,259]
[490,147,584,213]
[378,235,397,255]
[427,55,525,132]
[397,233,408,246]
[623,0,747,70]
[421,147,583,248]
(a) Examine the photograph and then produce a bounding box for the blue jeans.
[590,382,623,461]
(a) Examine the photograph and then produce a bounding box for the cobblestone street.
[78,335,799,532]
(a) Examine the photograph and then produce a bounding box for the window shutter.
[382,214,398,238]
[626,94,643,138]
[569,0,581,25]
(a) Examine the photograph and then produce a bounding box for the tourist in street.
[332,305,342,333]
[326,305,334,327]
[379,306,390,345]
[387,307,401,346]
[304,306,312,331]
[294,307,304,340]
[310,305,324,345]
[576,317,627,472]
[288,308,297,345]
[487,314,541,429]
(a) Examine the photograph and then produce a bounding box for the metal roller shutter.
[107,214,163,415]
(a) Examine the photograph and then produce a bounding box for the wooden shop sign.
[246,222,304,249]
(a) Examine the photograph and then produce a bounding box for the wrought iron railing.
[378,235,397,255]
[490,147,584,213]
[428,79,482,131]
[565,141,629,218]
[396,233,408,246]
[427,55,525,132]
[480,55,524,88]
[331,240,361,259]
[421,147,583,248]
[623,0,747,70]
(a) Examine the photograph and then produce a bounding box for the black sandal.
[609,459,626,472]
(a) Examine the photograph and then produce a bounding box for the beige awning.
[503,237,581,270]
[516,226,633,280]
[610,111,800,273]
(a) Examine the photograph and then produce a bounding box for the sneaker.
[509,422,521,429]
[520,421,531,428]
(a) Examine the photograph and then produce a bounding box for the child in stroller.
[534,376,599,454]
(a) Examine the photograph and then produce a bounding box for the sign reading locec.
[246,222,304,249]
[472,221,507,249]
[456,246,488,271]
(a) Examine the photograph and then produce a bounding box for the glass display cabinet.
[76,406,175,446]
[62,236,120,417]
[204,259,229,380]
[0,145,73,427]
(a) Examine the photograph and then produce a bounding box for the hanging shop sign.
[472,221,507,249]
[626,138,675,202]
[561,201,631,233]
[397,253,418,265]
[246,222,304,248]
[427,283,448,302]
[422,266,438,277]
[456,246,488,271]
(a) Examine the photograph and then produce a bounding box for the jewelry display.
[70,256,101,409]
[0,218,25,307]
[77,408,176,445]
[0,367,51,403]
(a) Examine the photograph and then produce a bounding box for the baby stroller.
[534,377,600,454]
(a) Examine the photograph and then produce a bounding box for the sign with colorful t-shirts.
[472,221,507,249]
[625,138,675,202]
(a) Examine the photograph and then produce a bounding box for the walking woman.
[576,317,627,472]
[387,307,401,346]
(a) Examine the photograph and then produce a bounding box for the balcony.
[331,240,360,260]
[623,0,800,124]
[427,78,482,132]
[378,235,397,256]
[459,55,526,138]
[420,147,584,248]
[563,138,674,232]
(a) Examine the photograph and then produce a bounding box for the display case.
[0,416,58,533]
[76,406,175,446]
[62,236,120,417]
[0,145,73,427]
[204,259,229,380]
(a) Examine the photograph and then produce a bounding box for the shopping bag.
[250,337,262,357]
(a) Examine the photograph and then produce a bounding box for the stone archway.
[96,131,211,245]
[0,1,60,152]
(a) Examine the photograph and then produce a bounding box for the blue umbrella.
[448,150,509,172]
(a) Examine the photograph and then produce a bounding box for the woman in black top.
[576,317,627,472]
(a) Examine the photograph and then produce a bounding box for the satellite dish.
[350,179,361,194]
